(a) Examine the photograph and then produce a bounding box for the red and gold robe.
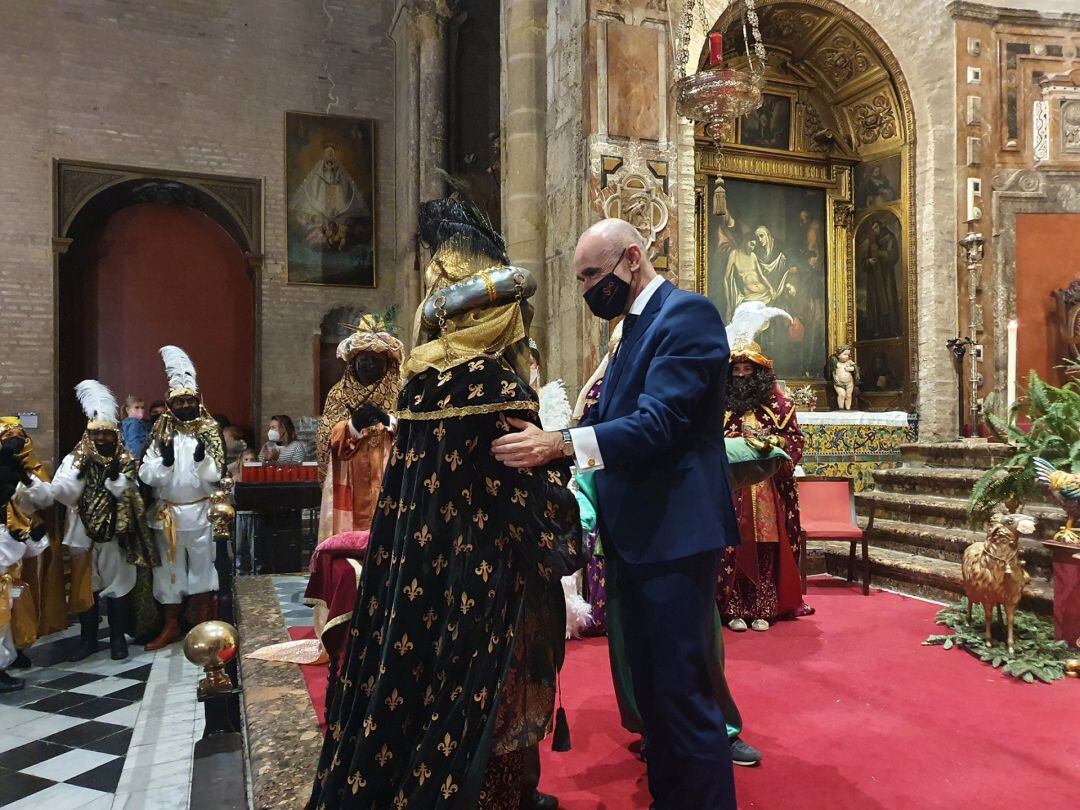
[720,392,805,622]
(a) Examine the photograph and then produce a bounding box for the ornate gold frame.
[695,145,854,384]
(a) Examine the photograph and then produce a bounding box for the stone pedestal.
[1044,539,1080,643]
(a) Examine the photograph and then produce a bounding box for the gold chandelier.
[673,0,767,215]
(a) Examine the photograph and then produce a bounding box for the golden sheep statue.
[962,512,1035,655]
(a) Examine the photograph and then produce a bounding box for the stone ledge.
[235,575,322,809]
[812,540,1053,614]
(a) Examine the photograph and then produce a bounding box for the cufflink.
[587,458,597,468]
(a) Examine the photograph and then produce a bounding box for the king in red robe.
[720,341,812,631]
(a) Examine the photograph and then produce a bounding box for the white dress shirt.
[569,275,668,471]
[28,455,134,551]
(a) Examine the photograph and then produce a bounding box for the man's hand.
[193,439,206,463]
[161,439,176,468]
[106,458,120,481]
[491,417,563,469]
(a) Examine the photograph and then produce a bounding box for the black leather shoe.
[0,669,25,693]
[10,650,32,669]
[731,737,762,767]
[522,790,559,810]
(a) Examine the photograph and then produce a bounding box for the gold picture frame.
[695,146,855,387]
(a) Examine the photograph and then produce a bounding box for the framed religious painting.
[737,92,794,151]
[285,111,377,287]
[695,147,854,388]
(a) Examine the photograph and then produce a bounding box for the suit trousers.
[605,555,743,739]
[610,548,736,810]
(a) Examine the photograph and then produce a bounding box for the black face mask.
[173,406,199,423]
[583,251,631,321]
[352,354,389,386]
[94,441,117,457]
[1,437,26,455]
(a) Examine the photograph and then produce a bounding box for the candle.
[1007,318,1018,412]
[708,32,724,67]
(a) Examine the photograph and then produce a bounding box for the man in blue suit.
[493,218,740,808]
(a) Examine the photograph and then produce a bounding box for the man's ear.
[626,243,642,273]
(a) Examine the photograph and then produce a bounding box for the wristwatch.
[558,428,575,459]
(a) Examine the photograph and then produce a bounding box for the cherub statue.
[827,344,860,410]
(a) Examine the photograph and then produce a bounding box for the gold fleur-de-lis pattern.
[308,358,584,809]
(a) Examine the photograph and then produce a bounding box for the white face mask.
[267,429,281,443]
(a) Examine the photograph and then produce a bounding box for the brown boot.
[145,604,182,651]
[184,592,216,627]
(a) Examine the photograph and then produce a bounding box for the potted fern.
[968,362,1080,525]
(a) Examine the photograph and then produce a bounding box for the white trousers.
[73,543,137,600]
[0,625,15,669]
[151,526,218,604]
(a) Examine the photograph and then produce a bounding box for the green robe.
[309,355,584,810]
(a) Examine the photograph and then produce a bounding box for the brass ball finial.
[183,620,239,698]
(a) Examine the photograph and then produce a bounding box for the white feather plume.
[726,301,793,348]
[562,572,593,639]
[538,380,573,432]
[75,379,119,425]
[160,345,198,394]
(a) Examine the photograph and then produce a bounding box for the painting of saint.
[286,112,376,286]
[855,211,903,341]
[739,94,792,151]
[854,154,901,211]
[706,177,827,381]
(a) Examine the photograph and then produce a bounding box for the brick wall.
[0,0,400,465]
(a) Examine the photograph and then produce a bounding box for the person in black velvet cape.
[307,199,584,810]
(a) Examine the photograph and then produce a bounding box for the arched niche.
[53,160,263,453]
[693,0,917,411]
[315,306,366,414]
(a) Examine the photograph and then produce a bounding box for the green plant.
[968,361,1080,524]
[923,602,1074,683]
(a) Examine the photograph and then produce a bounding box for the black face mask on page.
[583,249,631,321]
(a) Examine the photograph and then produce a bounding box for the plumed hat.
[336,313,405,366]
[726,301,793,371]
[75,380,120,430]
[160,345,199,398]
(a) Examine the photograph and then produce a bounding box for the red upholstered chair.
[797,476,871,595]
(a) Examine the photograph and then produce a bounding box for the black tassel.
[552,706,571,752]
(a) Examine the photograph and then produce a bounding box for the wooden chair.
[797,476,872,595]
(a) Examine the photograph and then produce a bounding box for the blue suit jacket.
[581,281,740,565]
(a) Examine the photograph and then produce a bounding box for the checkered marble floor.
[272,575,313,627]
[0,621,204,809]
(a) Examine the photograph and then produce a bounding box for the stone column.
[501,0,548,351]
[390,0,453,341]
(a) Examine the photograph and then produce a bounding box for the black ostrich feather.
[419,171,507,264]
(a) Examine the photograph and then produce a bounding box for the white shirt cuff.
[569,426,604,471]
[105,476,129,498]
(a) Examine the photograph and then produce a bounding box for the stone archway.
[689,0,919,412]
[53,161,263,453]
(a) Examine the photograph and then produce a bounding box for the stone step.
[900,441,1012,470]
[855,490,1067,544]
[871,465,988,497]
[855,516,1052,579]
[812,540,1053,614]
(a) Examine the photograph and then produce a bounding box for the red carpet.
[291,579,1080,809]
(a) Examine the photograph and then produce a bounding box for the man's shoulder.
[656,286,724,332]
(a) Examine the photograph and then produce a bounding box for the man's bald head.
[573,218,656,298]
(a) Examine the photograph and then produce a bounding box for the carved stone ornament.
[852,94,897,145]
[1033,99,1050,163]
[1062,100,1080,154]
[599,171,671,251]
